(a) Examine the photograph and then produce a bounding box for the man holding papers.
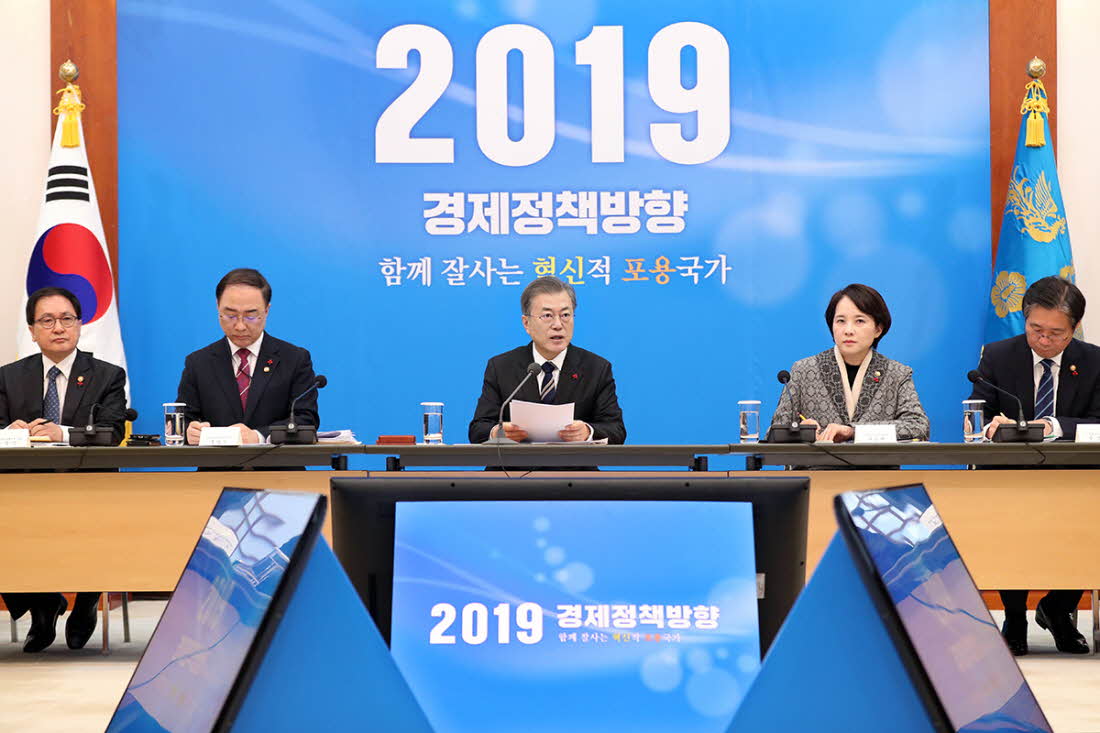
[469,276,626,444]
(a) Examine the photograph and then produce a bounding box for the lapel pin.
[1070,364,1078,376]
[872,370,881,383]
[572,373,579,380]
[76,375,85,385]
[263,366,270,373]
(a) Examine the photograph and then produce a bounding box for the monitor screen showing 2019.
[390,499,760,733]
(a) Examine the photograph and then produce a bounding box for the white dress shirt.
[42,350,78,442]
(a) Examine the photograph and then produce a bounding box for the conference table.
[1,442,1097,646]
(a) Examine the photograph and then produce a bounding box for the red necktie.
[236,348,252,410]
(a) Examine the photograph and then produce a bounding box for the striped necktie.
[1035,358,1055,419]
[44,366,62,423]
[236,348,252,410]
[539,361,557,404]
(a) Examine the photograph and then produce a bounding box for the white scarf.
[833,345,873,420]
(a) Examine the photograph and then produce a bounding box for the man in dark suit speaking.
[969,275,1100,656]
[178,268,319,444]
[469,276,625,444]
[0,286,127,652]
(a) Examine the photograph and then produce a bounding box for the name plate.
[854,424,897,444]
[199,426,243,447]
[1075,424,1100,443]
[0,429,31,448]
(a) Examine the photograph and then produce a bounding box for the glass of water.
[163,402,186,446]
[962,399,985,443]
[738,400,761,443]
[421,402,444,444]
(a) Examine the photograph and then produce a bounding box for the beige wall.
[0,0,49,364]
[1058,0,1100,328]
[0,3,1097,360]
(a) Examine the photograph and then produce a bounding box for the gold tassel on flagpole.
[52,60,85,148]
[1020,58,1049,148]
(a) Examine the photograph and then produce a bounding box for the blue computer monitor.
[835,484,1052,733]
[331,476,808,733]
[105,488,325,733]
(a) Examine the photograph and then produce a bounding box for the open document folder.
[509,400,574,443]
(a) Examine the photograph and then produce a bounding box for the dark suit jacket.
[469,344,626,444]
[0,350,127,444]
[969,334,1100,439]
[176,334,319,435]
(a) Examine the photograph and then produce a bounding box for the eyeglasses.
[1026,323,1070,342]
[527,311,574,324]
[35,315,79,329]
[219,312,264,324]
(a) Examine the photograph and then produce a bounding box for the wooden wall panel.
[988,0,1057,262]
[50,0,118,287]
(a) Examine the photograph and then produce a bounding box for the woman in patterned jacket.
[771,283,930,442]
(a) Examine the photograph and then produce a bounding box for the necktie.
[1035,358,1055,419]
[44,366,61,423]
[236,348,252,410]
[539,361,557,404]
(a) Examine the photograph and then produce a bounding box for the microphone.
[271,375,326,445]
[287,375,327,431]
[765,368,813,443]
[966,370,1026,427]
[84,402,101,432]
[488,362,542,444]
[70,403,136,447]
[966,370,1042,442]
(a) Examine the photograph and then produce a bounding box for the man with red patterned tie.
[177,268,318,444]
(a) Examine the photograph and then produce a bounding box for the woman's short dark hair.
[825,283,891,348]
[521,276,576,314]
[26,287,82,325]
[216,268,272,304]
[1022,276,1085,327]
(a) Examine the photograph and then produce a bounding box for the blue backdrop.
[117,0,990,459]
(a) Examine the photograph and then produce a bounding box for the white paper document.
[509,400,575,443]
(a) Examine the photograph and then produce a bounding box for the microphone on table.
[70,404,138,446]
[966,370,1042,442]
[765,369,814,443]
[270,375,327,445]
[486,362,542,444]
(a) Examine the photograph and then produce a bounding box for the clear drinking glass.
[421,402,444,444]
[962,399,985,443]
[163,402,186,446]
[738,400,761,443]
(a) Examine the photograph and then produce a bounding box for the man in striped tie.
[969,275,1100,656]
[468,276,625,445]
[177,268,319,445]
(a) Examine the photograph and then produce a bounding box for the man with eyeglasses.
[469,275,625,444]
[968,275,1100,656]
[177,268,318,444]
[0,286,127,652]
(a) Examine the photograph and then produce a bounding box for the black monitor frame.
[833,483,1053,733]
[331,476,808,654]
[106,488,327,733]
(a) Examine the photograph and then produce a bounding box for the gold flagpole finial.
[1020,58,1049,147]
[59,59,79,83]
[53,60,85,147]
